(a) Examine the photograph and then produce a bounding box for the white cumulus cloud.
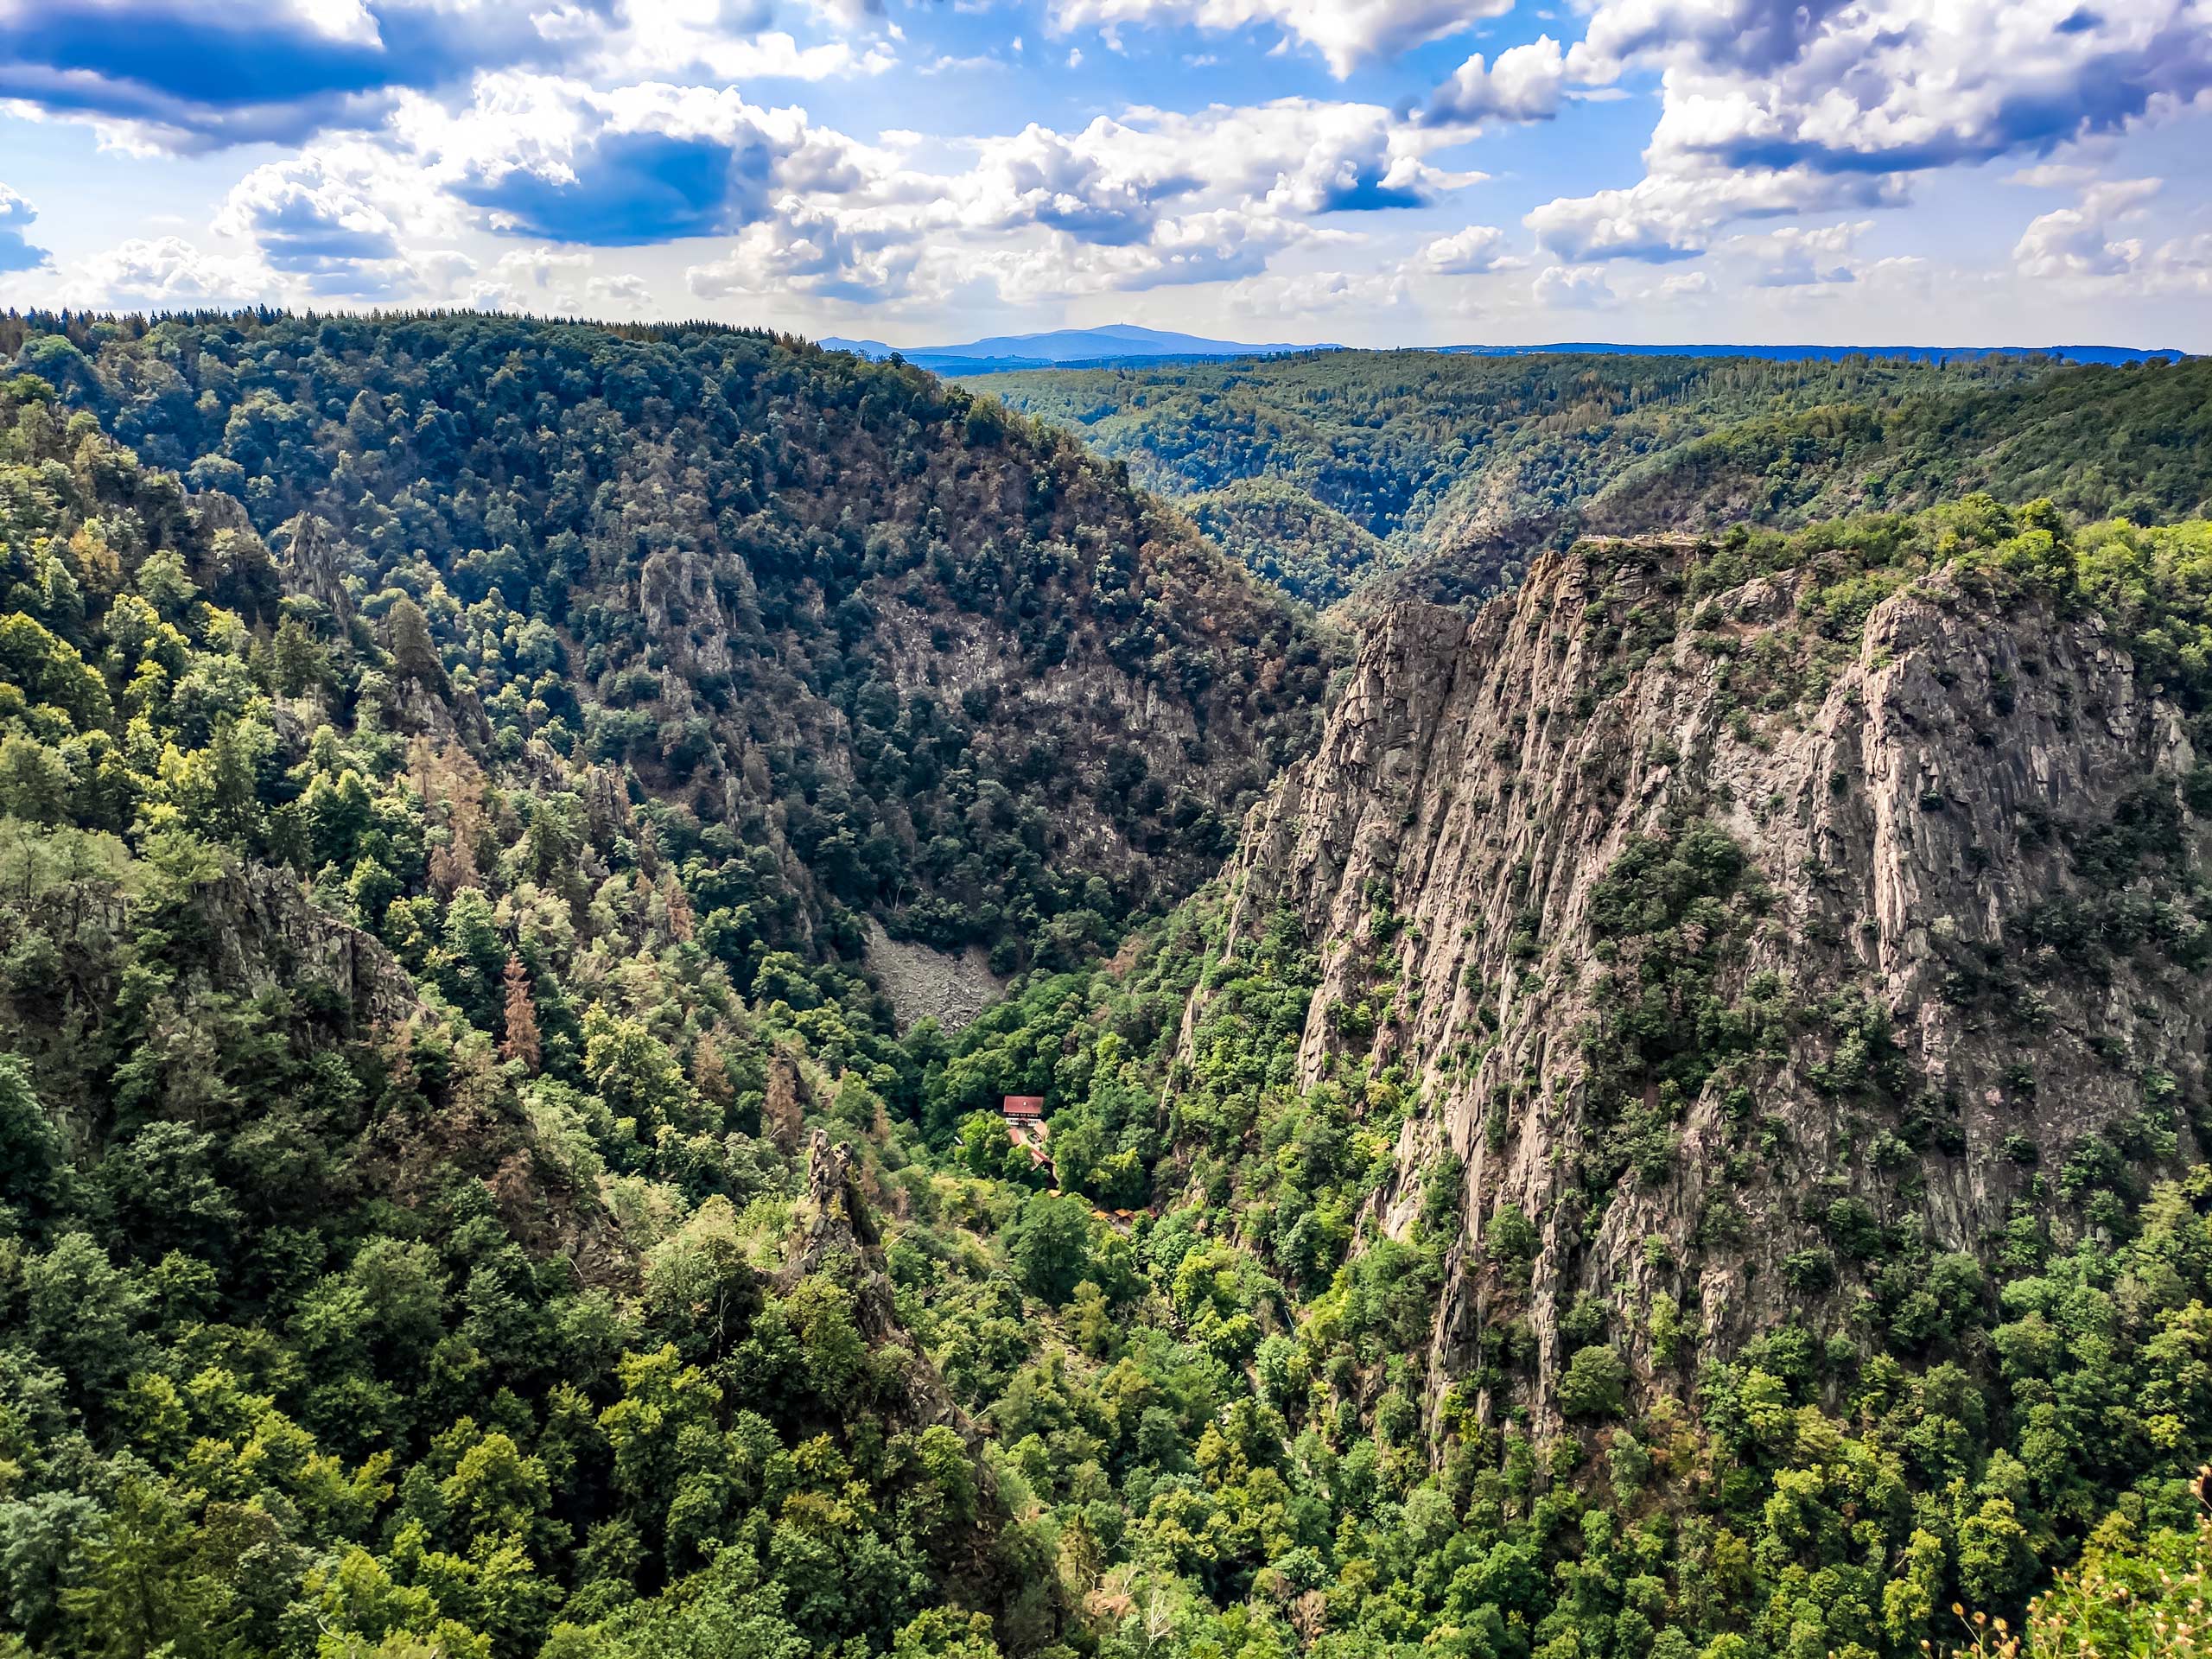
[0,185,52,273]
[1727,219,1870,287]
[2014,177,2161,280]
[1527,166,1908,263]
[1522,0,2212,296]
[1533,263,1614,307]
[1419,224,1518,275]
[1419,35,1567,125]
[66,235,280,307]
[1047,0,1508,77]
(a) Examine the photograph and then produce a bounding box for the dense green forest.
[0,312,2210,1659]
[1576,359,2212,535]
[0,310,1330,977]
[970,353,2212,611]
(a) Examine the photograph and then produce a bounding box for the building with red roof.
[1001,1096,1051,1169]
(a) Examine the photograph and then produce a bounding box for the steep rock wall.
[1204,537,2207,1422]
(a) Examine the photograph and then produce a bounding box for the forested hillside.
[3,309,2211,1659]
[1578,357,2212,534]
[971,352,2212,612]
[966,353,2040,603]
[3,311,1330,976]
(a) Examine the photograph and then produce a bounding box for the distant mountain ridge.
[1436,340,2187,365]
[819,322,1339,372]
[821,326,2186,375]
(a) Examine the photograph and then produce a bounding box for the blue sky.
[2,0,2208,348]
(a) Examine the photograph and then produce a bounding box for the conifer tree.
[499,954,542,1072]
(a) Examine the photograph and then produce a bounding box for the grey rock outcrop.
[200,865,422,1027]
[276,512,358,626]
[790,1130,969,1435]
[1198,537,2206,1423]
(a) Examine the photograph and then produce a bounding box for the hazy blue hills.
[818,322,1339,372]
[1436,341,2188,365]
[820,326,2187,375]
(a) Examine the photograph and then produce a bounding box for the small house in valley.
[1001,1095,1052,1170]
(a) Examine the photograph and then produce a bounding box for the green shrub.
[1560,1344,1630,1419]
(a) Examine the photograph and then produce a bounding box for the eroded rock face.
[200,865,422,1026]
[1203,537,2205,1421]
[274,512,357,626]
[791,1130,969,1436]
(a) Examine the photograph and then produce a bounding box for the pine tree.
[271,614,329,697]
[385,595,449,695]
[413,738,485,895]
[499,954,542,1073]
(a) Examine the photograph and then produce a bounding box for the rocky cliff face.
[791,1131,976,1441]
[200,865,424,1026]
[1203,534,2207,1423]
